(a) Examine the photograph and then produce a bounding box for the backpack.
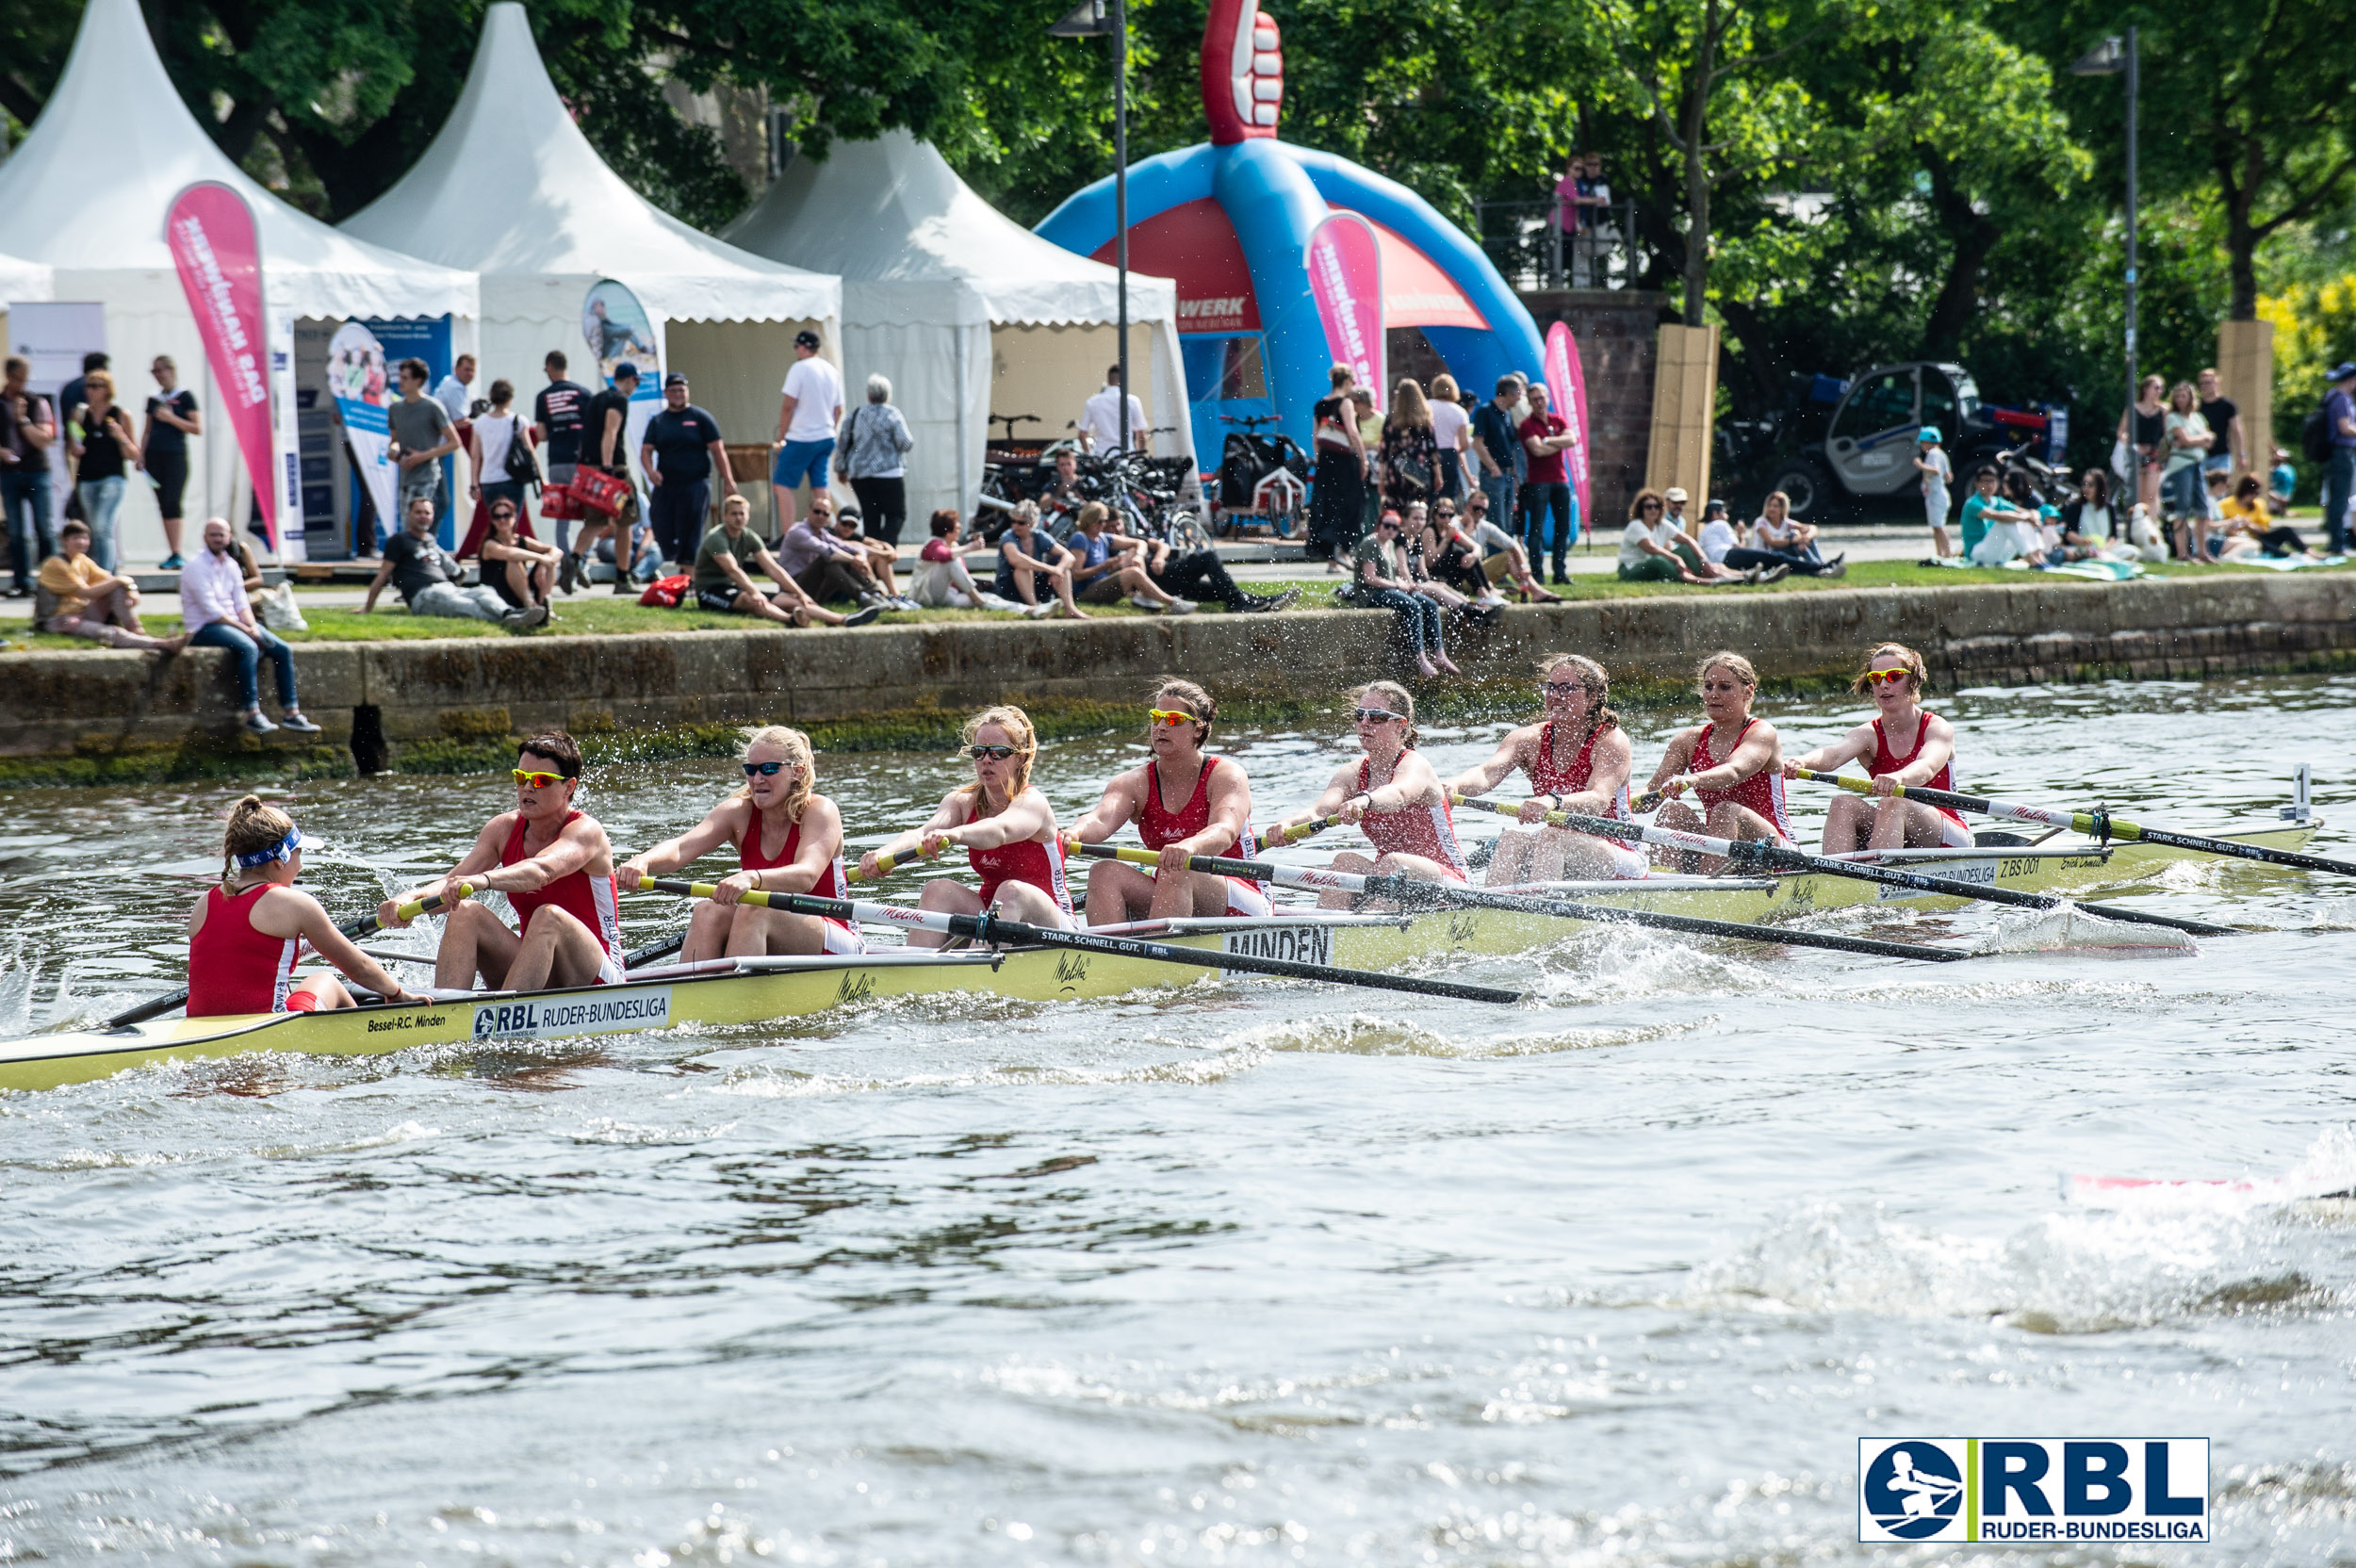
[2303,403,2334,464]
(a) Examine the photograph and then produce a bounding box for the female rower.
[1783,643,1972,851]
[860,705,1073,947]
[1068,678,1268,923]
[619,726,862,958]
[188,796,424,1017]
[1649,650,1793,866]
[1448,653,1644,885]
[1273,681,1467,908]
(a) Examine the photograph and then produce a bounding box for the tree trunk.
[2220,134,2262,321]
[1680,0,1719,324]
[1918,150,1998,360]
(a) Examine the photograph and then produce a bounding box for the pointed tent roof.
[725,129,1167,328]
[0,0,475,319]
[344,3,837,324]
[0,253,54,303]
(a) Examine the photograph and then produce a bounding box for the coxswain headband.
[237,824,302,868]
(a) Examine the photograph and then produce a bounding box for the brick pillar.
[1516,289,1666,528]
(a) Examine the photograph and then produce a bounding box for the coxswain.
[1448,653,1645,884]
[859,705,1074,948]
[1270,681,1467,908]
[1647,651,1793,868]
[619,726,863,958]
[379,731,625,989]
[1067,678,1269,923]
[1783,643,1973,851]
[188,796,424,1016]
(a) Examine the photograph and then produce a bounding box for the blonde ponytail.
[221,794,298,890]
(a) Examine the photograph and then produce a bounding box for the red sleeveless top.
[503,809,624,981]
[1869,713,1968,832]
[1692,719,1793,842]
[967,792,1073,915]
[1139,756,1264,897]
[1530,720,1629,818]
[1355,756,1468,878]
[740,808,857,939]
[187,884,301,1017]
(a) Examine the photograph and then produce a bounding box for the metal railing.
[1477,196,1644,292]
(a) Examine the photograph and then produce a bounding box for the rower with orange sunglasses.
[378,729,627,990]
[1780,643,1972,852]
[1066,678,1268,924]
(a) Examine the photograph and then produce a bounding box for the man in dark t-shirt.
[560,363,637,595]
[640,372,737,568]
[2196,367,2243,479]
[532,352,589,552]
[1,356,57,596]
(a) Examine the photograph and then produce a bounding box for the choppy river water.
[1,675,2352,1567]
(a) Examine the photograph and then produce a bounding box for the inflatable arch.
[1036,0,1546,471]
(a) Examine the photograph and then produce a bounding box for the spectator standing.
[140,355,200,569]
[1427,373,1471,502]
[1470,375,1524,536]
[56,351,106,532]
[774,496,889,611]
[2161,381,2214,545]
[432,355,477,424]
[2323,362,2356,556]
[363,496,548,629]
[1378,378,1439,515]
[1517,382,1578,582]
[182,516,319,734]
[1913,427,1954,558]
[480,498,561,612]
[37,518,184,651]
[2,356,57,597]
[67,369,139,573]
[772,330,843,536]
[2196,367,2246,481]
[839,374,915,547]
[693,493,872,628]
[532,351,588,550]
[993,501,1088,619]
[562,362,636,595]
[641,372,734,570]
[468,379,532,536]
[1306,364,1366,566]
[386,357,459,540]
[910,510,1025,612]
[1350,509,1458,678]
[1078,364,1149,454]
[1353,389,1385,540]
[2117,374,2167,519]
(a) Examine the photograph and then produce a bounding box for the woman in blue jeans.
[1351,511,1459,678]
[181,516,320,735]
[68,370,139,572]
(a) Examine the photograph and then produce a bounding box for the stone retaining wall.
[7,574,2354,782]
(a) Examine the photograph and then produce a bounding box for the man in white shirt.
[772,329,844,535]
[181,516,321,736]
[432,355,477,422]
[1078,365,1149,453]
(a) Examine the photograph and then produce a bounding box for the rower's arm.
[874,794,964,864]
[1186,762,1252,858]
[1272,766,1354,836]
[1886,715,1955,787]
[621,804,741,885]
[292,893,416,1001]
[1447,728,1533,798]
[1562,729,1633,814]
[1066,775,1142,845]
[1689,722,1779,792]
[1788,723,1874,776]
[479,817,597,894]
[1645,732,1698,792]
[949,789,1052,852]
[754,798,843,895]
[1362,751,1444,815]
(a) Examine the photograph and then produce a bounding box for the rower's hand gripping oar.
[1060,842,1969,963]
[99,884,477,1031]
[1448,793,2233,939]
[851,816,1333,882]
[1788,768,2356,877]
[641,879,1522,1004]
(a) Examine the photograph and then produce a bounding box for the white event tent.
[725,129,1194,517]
[0,0,479,563]
[344,3,841,519]
[0,253,53,308]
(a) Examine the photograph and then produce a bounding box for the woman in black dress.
[1306,363,1366,565]
[1378,378,1439,515]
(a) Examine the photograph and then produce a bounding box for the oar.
[1059,843,1968,963]
[640,878,1521,1004]
[1789,768,2356,877]
[1448,793,2232,938]
[851,816,1329,884]
[99,883,476,1031]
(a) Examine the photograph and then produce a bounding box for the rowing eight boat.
[0,814,2313,1093]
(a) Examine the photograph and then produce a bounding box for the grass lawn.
[6,556,2347,651]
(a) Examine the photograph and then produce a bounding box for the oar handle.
[1260,814,1342,848]
[389,882,473,925]
[847,839,944,884]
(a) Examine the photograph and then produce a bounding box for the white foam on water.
[1986,902,2200,955]
[713,1043,1273,1099]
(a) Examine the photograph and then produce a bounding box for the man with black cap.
[641,372,735,570]
[2324,361,2356,556]
[560,362,636,594]
[772,329,843,539]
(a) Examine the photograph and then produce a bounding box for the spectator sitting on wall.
[482,497,562,613]
[993,500,1087,619]
[693,493,875,628]
[37,518,186,653]
[910,509,1025,612]
[1068,500,1193,613]
[180,516,319,735]
[363,495,548,629]
[774,492,890,611]
[817,497,917,609]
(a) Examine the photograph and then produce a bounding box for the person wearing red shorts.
[620,725,864,959]
[380,730,625,991]
[860,705,1074,949]
[1069,678,1270,924]
[1649,651,1794,870]
[1784,642,1974,852]
[187,796,424,1017]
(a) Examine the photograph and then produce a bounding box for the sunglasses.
[1352,708,1403,724]
[1861,667,1913,687]
[1542,680,1581,696]
[513,769,566,788]
[1640,502,1663,512]
[491,509,515,519]
[742,760,790,776]
[1146,709,1198,727]
[969,744,1021,761]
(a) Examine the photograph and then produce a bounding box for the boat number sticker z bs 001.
[471,988,674,1041]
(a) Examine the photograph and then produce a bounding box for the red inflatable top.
[1203,0,1283,143]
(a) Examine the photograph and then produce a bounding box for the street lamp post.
[2070,30,2138,439]
[1051,0,1131,453]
